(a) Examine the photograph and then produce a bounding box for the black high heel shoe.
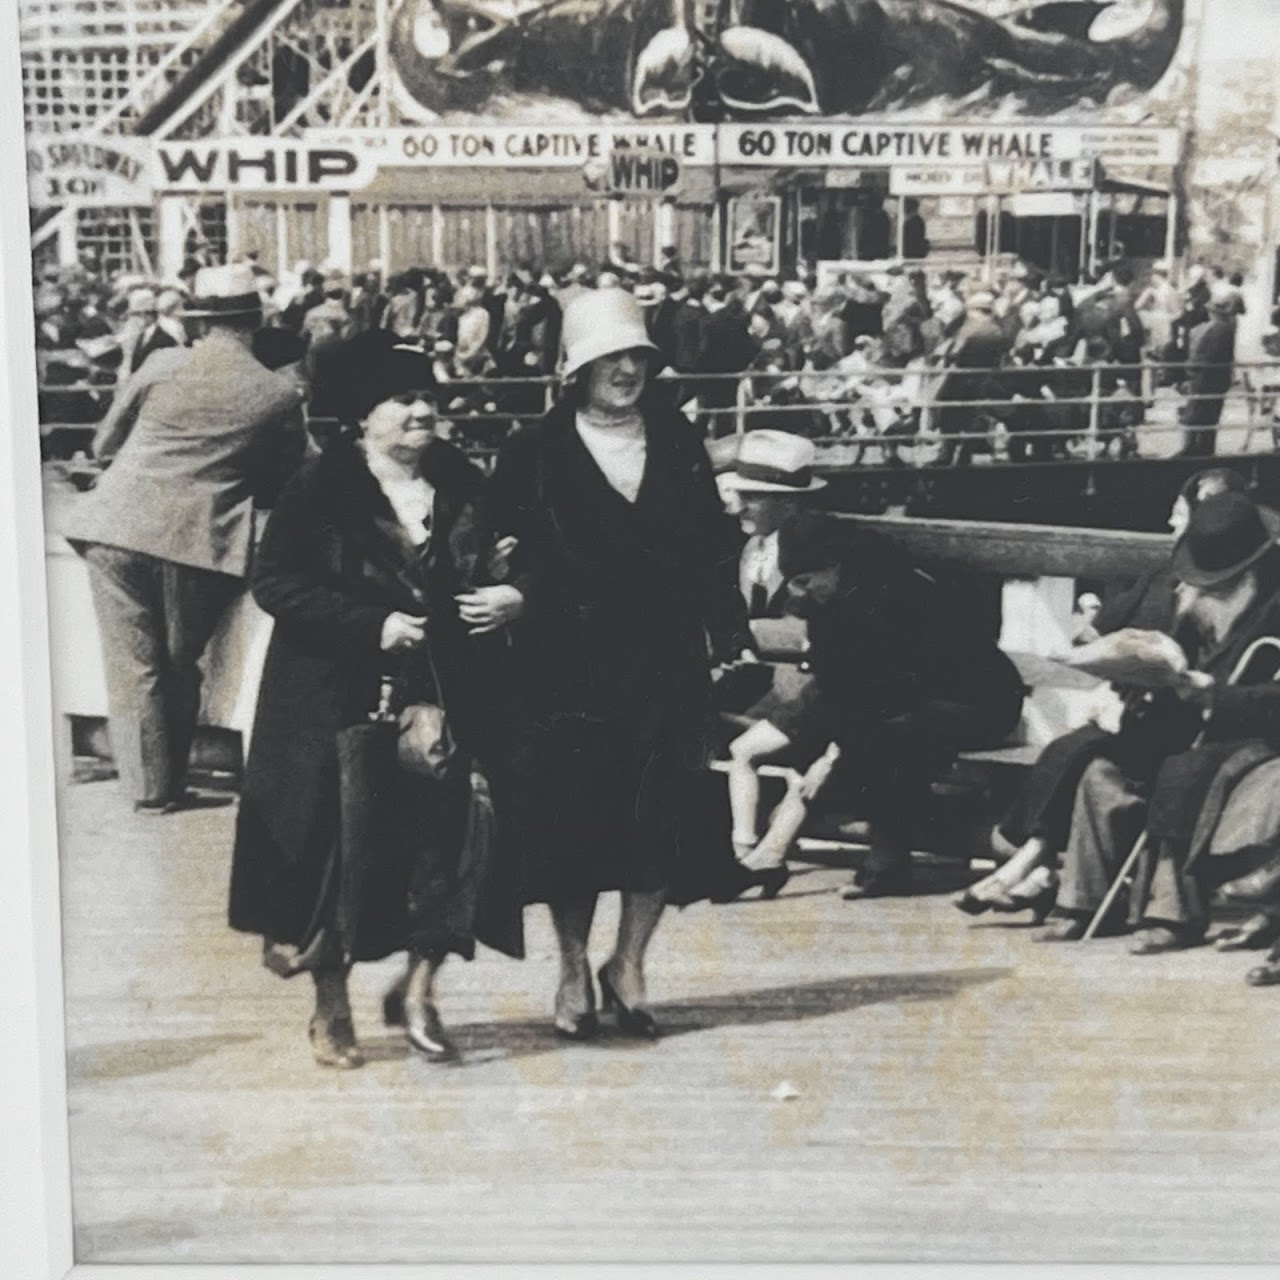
[553,1011,599,1042]
[953,885,1017,916]
[597,966,659,1040]
[753,864,791,900]
[382,985,407,1028]
[995,870,1059,925]
[722,863,791,902]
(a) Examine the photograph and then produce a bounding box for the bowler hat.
[319,331,437,422]
[1172,492,1280,587]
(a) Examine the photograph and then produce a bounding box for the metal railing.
[38,358,1280,470]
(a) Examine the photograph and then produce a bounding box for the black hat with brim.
[1172,492,1280,588]
[318,331,437,422]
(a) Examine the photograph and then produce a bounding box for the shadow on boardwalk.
[359,966,1011,1066]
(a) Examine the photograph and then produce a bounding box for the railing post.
[735,373,747,441]
[1086,363,1102,462]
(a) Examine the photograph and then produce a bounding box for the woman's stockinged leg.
[404,949,458,1062]
[727,721,793,861]
[549,895,598,1031]
[309,966,363,1069]
[747,742,841,871]
[604,889,665,1012]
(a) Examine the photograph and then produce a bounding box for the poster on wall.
[385,0,1202,124]
[727,194,781,274]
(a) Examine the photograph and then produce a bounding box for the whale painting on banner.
[385,0,1200,124]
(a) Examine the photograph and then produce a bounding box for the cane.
[1081,636,1280,941]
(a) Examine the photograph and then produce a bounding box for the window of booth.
[800,180,896,262]
[74,205,155,279]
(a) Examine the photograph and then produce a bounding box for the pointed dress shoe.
[598,965,659,1040]
[553,1011,600,1042]
[1215,912,1280,952]
[841,866,914,901]
[406,1001,459,1063]
[308,1015,364,1069]
[1034,915,1087,943]
[1218,853,1280,907]
[1129,925,1201,956]
[1245,955,1280,986]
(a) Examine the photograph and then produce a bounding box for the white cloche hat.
[561,288,658,378]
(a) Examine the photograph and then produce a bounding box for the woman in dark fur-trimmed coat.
[228,332,521,1071]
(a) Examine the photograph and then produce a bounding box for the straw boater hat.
[184,264,263,319]
[1172,492,1280,588]
[561,288,658,378]
[126,287,158,316]
[965,291,997,313]
[718,430,827,494]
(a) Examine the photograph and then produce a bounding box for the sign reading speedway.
[29,138,152,207]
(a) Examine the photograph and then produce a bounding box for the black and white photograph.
[7,0,1280,1271]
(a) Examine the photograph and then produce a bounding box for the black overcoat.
[481,393,750,904]
[228,437,522,961]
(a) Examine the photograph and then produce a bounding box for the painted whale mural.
[385,0,1186,121]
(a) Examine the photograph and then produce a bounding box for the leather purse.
[397,701,455,780]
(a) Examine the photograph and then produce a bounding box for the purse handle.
[371,613,450,724]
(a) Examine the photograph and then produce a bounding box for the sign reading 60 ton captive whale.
[381,0,1197,124]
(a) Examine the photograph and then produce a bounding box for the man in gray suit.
[65,265,306,813]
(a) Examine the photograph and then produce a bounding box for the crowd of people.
[38,239,1266,465]
[60,256,1280,1077]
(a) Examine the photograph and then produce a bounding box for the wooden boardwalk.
[58,777,1280,1265]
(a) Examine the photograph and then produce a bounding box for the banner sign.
[719,124,1180,167]
[583,148,682,197]
[154,140,381,192]
[153,125,1171,193]
[28,138,152,207]
[986,157,1097,192]
[311,126,716,168]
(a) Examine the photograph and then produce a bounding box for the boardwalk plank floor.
[57,779,1280,1264]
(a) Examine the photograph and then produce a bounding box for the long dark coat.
[998,564,1183,849]
[481,393,750,905]
[228,437,522,963]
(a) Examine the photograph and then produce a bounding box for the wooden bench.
[713,514,1169,863]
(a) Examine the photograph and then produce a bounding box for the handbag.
[398,701,455,780]
[382,628,458,780]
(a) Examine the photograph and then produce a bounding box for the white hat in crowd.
[155,288,185,316]
[185,264,264,318]
[718,430,827,494]
[561,288,658,378]
[126,287,158,316]
[966,291,997,313]
[1209,281,1238,313]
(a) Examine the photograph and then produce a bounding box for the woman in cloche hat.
[480,287,752,1041]
[229,330,522,1069]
